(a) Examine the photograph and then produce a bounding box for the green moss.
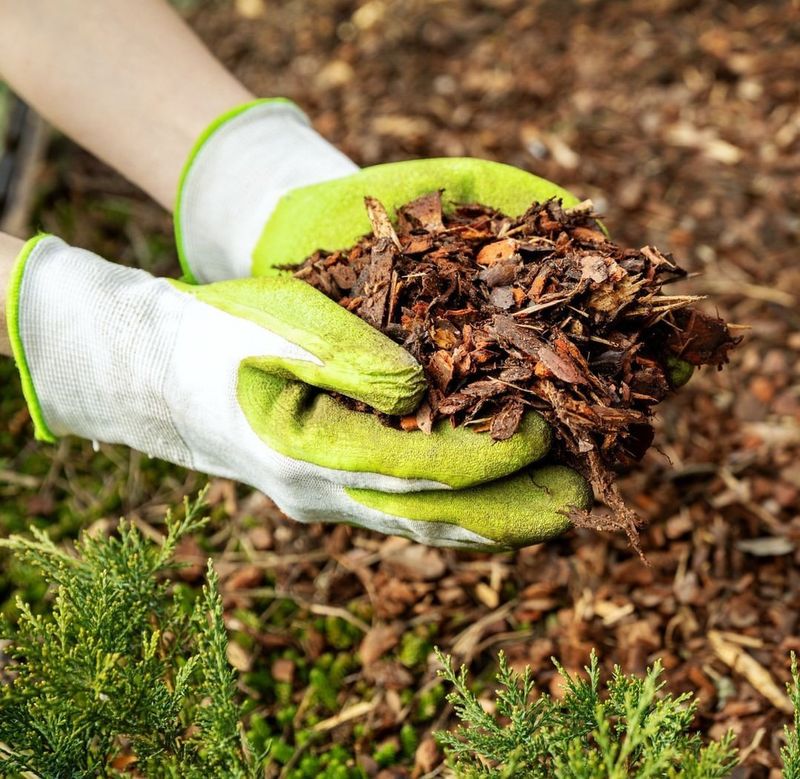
[269,739,294,764]
[233,607,263,631]
[373,739,399,767]
[246,712,272,755]
[274,681,294,707]
[309,667,339,711]
[275,704,297,728]
[400,723,418,757]
[398,631,431,669]
[243,668,274,696]
[415,683,446,723]
[324,614,360,649]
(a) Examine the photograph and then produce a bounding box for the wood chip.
[708,630,793,714]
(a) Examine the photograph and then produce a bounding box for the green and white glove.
[170,99,591,548]
[6,234,587,549]
[175,99,358,283]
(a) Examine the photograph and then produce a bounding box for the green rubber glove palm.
[246,158,591,548]
[254,158,581,271]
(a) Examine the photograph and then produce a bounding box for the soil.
[5,0,798,774]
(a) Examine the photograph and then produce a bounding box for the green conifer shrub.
[781,653,800,779]
[0,493,263,778]
[434,649,739,778]
[1,490,799,778]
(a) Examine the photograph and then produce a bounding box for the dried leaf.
[489,399,525,441]
[669,308,740,366]
[360,623,402,665]
[709,630,793,714]
[428,350,455,390]
[364,196,401,247]
[380,541,446,581]
[398,189,445,232]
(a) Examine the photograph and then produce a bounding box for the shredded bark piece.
[292,192,741,548]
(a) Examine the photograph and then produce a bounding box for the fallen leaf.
[708,630,792,714]
[736,537,795,556]
[360,623,402,665]
[272,658,295,683]
[226,641,252,672]
[381,542,447,581]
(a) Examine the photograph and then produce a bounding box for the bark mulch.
[293,191,738,552]
[13,0,797,774]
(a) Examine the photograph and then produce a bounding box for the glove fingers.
[343,464,592,550]
[237,367,553,489]
[255,157,580,271]
[174,275,425,415]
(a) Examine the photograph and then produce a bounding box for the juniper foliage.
[434,649,739,778]
[2,488,799,778]
[0,492,264,778]
[781,653,800,779]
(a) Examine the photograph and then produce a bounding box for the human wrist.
[0,232,26,356]
[175,99,358,283]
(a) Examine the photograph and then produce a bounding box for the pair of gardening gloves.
[7,100,591,550]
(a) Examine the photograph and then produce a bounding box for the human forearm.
[0,0,252,209]
[0,0,355,282]
[0,231,24,356]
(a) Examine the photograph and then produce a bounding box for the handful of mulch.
[292,191,740,549]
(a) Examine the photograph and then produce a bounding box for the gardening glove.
[174,100,586,283]
[175,99,358,283]
[171,100,593,547]
[7,236,589,549]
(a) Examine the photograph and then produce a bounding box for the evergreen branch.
[0,490,263,779]
[435,648,740,778]
[782,652,800,779]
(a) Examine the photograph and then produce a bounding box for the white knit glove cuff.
[11,236,195,463]
[175,100,358,283]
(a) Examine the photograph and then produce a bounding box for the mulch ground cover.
[2,0,798,775]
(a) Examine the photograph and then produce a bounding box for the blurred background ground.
[1,0,799,775]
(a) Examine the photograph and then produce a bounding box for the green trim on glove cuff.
[237,367,552,488]
[254,157,580,272]
[174,97,306,284]
[6,234,56,442]
[346,464,592,549]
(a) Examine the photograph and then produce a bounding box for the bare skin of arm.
[0,0,257,353]
[0,0,253,210]
[0,232,23,355]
